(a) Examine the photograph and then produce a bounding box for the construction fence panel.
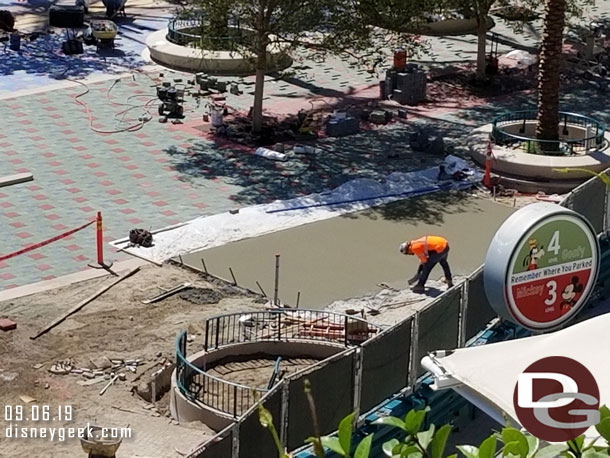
[465,269,497,341]
[360,317,412,412]
[416,288,461,377]
[187,428,233,458]
[239,386,283,458]
[286,350,355,451]
[565,177,606,234]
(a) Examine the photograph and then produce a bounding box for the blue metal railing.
[491,110,606,155]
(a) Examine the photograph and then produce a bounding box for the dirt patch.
[0,263,266,457]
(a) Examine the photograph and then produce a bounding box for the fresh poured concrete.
[183,192,516,309]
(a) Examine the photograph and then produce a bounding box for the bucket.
[210,106,223,127]
[393,49,407,70]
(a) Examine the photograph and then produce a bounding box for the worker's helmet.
[399,242,409,254]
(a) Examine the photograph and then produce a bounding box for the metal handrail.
[166,16,247,49]
[491,110,606,155]
[202,309,382,351]
[176,310,381,417]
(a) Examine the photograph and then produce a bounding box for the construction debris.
[31,266,141,340]
[100,374,119,396]
[142,282,192,305]
[0,317,17,331]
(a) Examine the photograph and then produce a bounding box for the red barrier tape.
[0,219,96,263]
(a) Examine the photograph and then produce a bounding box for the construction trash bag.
[129,228,153,248]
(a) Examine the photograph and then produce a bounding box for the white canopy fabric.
[423,313,610,439]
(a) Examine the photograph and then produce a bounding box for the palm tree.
[536,0,567,151]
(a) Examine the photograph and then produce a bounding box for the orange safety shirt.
[408,236,448,263]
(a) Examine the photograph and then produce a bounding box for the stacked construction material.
[382,64,427,105]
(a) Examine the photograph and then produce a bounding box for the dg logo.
[513,356,600,442]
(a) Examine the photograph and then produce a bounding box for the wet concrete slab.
[183,192,516,309]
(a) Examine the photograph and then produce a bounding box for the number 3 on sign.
[549,231,560,255]
[545,280,557,305]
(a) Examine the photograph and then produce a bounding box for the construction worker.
[399,236,453,293]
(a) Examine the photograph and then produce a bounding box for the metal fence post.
[204,320,209,352]
[280,380,289,449]
[215,317,220,349]
[605,180,609,235]
[277,313,282,341]
[231,421,240,458]
[458,280,469,348]
[408,314,420,388]
[353,347,363,422]
[233,384,238,418]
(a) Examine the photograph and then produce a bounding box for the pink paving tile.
[73,145,87,152]
[156,158,169,163]
[80,154,94,160]
[106,189,121,196]
[27,185,42,191]
[24,127,37,133]
[61,129,76,135]
[44,106,57,112]
[93,171,107,177]
[64,244,80,251]
[0,273,15,280]
[112,147,125,153]
[42,152,56,158]
[117,156,130,162]
[86,163,101,168]
[9,221,25,228]
[120,208,136,215]
[9,159,23,165]
[67,137,81,143]
[52,223,68,231]
[153,200,169,207]
[40,203,54,210]
[73,254,88,262]
[79,206,95,213]
[19,119,31,125]
[49,161,62,167]
[105,139,119,145]
[3,211,18,218]
[3,150,17,156]
[50,114,64,120]
[74,196,88,203]
[139,182,152,188]
[135,133,148,139]
[218,186,230,191]
[15,168,30,173]
[142,141,155,147]
[28,253,46,260]
[100,180,114,186]
[53,170,68,175]
[113,198,128,205]
[193,202,208,208]
[61,179,75,185]
[125,164,138,170]
[178,184,191,190]
[149,150,162,155]
[0,261,7,269]
[127,217,143,224]
[66,187,81,193]
[42,275,56,281]
[131,173,146,179]
[16,231,32,239]
[32,194,48,201]
[0,142,11,148]
[187,193,199,199]
[35,264,52,271]
[31,136,44,141]
[0,192,6,198]
[161,210,177,216]
[0,202,14,208]
[146,191,160,197]
[45,214,60,220]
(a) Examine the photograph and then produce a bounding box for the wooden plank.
[30,267,140,340]
[0,173,34,188]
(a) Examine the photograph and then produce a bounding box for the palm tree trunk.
[536,0,566,151]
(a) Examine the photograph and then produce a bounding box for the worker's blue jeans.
[416,246,452,287]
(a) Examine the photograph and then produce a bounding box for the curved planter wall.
[146,29,292,75]
[170,340,344,430]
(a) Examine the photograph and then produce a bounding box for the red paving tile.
[32,194,48,200]
[16,232,32,239]
[64,244,80,251]
[0,202,14,208]
[66,188,81,193]
[4,211,19,217]
[0,273,15,280]
[112,198,128,205]
[28,253,46,260]
[44,214,60,220]
[9,222,25,228]
[40,204,54,210]
[52,224,68,231]
[35,264,52,271]
[120,208,135,214]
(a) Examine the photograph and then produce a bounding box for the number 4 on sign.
[549,231,560,256]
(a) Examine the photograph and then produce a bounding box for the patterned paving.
[1,2,609,289]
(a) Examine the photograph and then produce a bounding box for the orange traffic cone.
[483,141,493,189]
